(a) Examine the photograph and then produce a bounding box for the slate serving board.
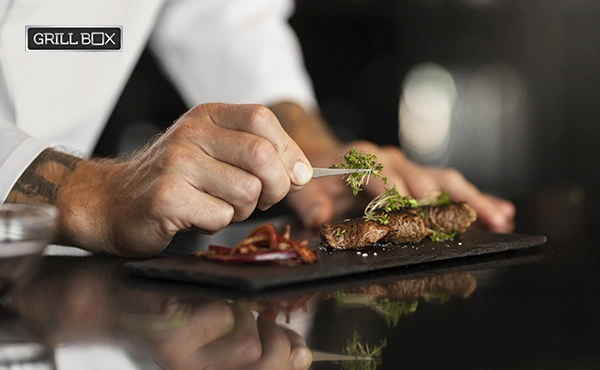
[122,229,546,291]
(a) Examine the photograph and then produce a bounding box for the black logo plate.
[26,26,122,51]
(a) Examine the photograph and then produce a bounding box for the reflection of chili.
[249,294,314,324]
[195,223,317,265]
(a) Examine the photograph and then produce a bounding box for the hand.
[287,140,515,233]
[39,103,312,256]
[154,301,313,370]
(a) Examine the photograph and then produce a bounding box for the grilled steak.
[417,202,477,234]
[322,272,477,301]
[380,211,428,243]
[321,218,388,249]
[320,201,477,249]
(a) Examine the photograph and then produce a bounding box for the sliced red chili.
[197,223,317,265]
[208,245,232,253]
[202,249,299,264]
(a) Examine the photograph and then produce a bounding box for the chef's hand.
[7,103,313,257]
[154,301,312,370]
[269,102,515,234]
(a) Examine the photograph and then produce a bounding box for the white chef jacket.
[0,0,317,203]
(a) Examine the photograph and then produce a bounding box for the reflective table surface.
[1,184,599,370]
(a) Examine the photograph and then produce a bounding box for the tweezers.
[311,168,371,178]
[311,350,371,362]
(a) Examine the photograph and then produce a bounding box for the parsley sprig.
[334,293,418,328]
[340,331,387,370]
[364,185,418,224]
[370,298,418,327]
[417,191,451,207]
[331,148,386,195]
[427,229,457,242]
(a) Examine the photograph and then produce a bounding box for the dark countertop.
[1,184,599,369]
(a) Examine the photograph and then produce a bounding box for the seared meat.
[321,210,426,248]
[373,278,427,300]
[424,272,477,299]
[416,202,477,234]
[380,211,428,243]
[320,201,477,250]
[321,218,388,249]
[322,272,477,301]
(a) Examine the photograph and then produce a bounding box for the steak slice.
[320,201,477,250]
[416,202,477,234]
[423,272,477,299]
[320,218,388,249]
[380,211,428,243]
[322,272,476,301]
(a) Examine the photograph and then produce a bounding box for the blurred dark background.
[96,0,600,236]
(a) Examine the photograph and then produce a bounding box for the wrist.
[54,158,120,254]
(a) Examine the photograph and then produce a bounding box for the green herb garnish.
[331,148,386,195]
[427,229,457,242]
[417,190,451,207]
[364,185,417,224]
[370,298,419,327]
[339,331,387,370]
[334,294,418,328]
[335,227,347,237]
[422,291,452,305]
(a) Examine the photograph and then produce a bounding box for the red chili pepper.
[202,249,299,264]
[197,223,317,265]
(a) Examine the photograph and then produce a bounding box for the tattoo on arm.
[7,149,81,204]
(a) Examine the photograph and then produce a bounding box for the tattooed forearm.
[7,149,82,204]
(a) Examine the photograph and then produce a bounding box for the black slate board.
[122,229,546,291]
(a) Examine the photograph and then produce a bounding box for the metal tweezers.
[311,167,371,178]
[311,350,371,362]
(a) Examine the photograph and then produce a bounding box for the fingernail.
[293,161,312,185]
[293,347,312,369]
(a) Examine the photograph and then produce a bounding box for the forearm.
[7,149,116,253]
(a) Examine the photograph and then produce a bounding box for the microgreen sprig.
[417,190,451,207]
[364,185,417,224]
[427,229,457,242]
[340,331,387,370]
[331,148,387,195]
[371,298,419,327]
[335,227,347,237]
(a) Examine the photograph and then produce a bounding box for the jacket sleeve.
[0,119,48,203]
[148,0,318,111]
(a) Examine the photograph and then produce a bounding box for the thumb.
[286,182,334,228]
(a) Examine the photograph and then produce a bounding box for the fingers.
[195,306,262,369]
[480,193,516,233]
[203,103,313,187]
[238,316,311,370]
[182,154,263,222]
[152,182,235,236]
[155,301,235,367]
[281,327,312,370]
[397,165,515,233]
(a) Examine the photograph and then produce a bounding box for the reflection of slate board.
[122,229,546,291]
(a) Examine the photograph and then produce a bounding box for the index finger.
[202,103,313,187]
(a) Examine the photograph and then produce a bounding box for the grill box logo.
[26,26,122,51]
